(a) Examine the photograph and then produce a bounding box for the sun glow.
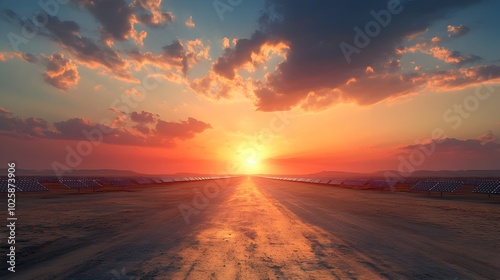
[246,157,257,166]
[241,155,261,174]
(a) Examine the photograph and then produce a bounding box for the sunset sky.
[1,0,500,175]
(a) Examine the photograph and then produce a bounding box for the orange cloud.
[129,39,210,81]
[42,53,80,91]
[447,24,471,38]
[185,16,195,28]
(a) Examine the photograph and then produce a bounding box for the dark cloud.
[394,132,500,170]
[424,65,500,90]
[400,42,482,66]
[476,130,499,145]
[0,51,79,90]
[0,10,138,82]
[132,0,174,28]
[447,24,471,38]
[76,0,173,43]
[43,15,137,82]
[401,132,500,154]
[130,111,159,124]
[20,52,38,64]
[203,0,488,111]
[128,39,209,78]
[0,107,54,139]
[155,117,213,140]
[0,8,18,23]
[76,0,134,41]
[213,32,270,80]
[0,108,211,147]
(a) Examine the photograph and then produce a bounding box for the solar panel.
[328,179,344,185]
[473,181,500,194]
[400,177,420,184]
[161,177,175,183]
[430,181,463,193]
[410,181,438,191]
[80,179,101,188]
[367,180,394,189]
[37,176,60,183]
[60,180,88,189]
[343,179,368,186]
[133,178,153,184]
[492,185,500,194]
[0,179,14,192]
[13,180,49,192]
[95,178,111,186]
[150,178,163,183]
[319,179,330,184]
[109,179,133,187]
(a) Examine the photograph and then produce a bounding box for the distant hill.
[5,168,499,178]
[4,169,229,177]
[258,169,500,178]
[382,170,500,178]
[7,169,142,177]
[172,172,227,177]
[306,170,500,178]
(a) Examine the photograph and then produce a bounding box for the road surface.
[1,177,499,279]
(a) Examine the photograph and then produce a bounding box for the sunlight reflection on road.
[168,177,377,279]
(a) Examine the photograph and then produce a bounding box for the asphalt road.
[1,177,499,279]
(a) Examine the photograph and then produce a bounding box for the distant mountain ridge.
[3,169,227,177]
[4,168,499,178]
[5,169,142,177]
[306,170,500,178]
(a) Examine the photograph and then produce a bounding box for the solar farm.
[261,176,500,197]
[0,175,233,193]
[0,176,500,202]
[2,174,499,200]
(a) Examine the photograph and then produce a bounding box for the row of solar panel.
[410,180,500,194]
[60,176,231,188]
[410,181,464,193]
[264,176,500,195]
[472,181,500,194]
[263,177,394,189]
[0,179,49,192]
[0,176,232,192]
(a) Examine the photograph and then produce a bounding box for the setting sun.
[240,155,261,174]
[246,157,257,167]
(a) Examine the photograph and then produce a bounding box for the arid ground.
[1,177,499,279]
